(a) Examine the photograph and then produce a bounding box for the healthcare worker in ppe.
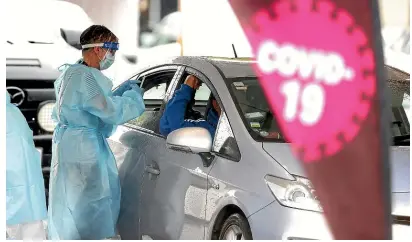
[6,91,47,240]
[47,25,145,240]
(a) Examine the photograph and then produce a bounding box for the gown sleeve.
[51,105,58,123]
[81,70,145,125]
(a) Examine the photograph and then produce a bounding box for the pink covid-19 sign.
[243,0,376,162]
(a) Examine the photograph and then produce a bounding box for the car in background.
[5,0,138,200]
[108,56,410,240]
[137,11,182,63]
[6,0,79,197]
[139,11,182,48]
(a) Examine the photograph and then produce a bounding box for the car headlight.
[265,175,322,212]
[38,101,57,132]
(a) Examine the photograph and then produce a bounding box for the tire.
[218,213,252,240]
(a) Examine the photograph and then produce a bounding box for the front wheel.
[218,213,252,240]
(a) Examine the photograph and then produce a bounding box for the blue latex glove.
[113,80,141,96]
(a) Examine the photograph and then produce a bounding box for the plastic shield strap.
[6,220,46,241]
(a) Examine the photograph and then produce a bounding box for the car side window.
[143,83,167,100]
[213,112,241,161]
[126,69,177,133]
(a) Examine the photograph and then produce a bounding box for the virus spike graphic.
[244,0,376,162]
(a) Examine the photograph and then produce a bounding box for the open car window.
[126,69,177,133]
[143,83,167,100]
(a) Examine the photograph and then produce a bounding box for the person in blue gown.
[6,91,47,240]
[47,25,145,240]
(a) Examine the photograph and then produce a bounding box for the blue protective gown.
[47,61,145,240]
[6,92,47,226]
[159,84,219,137]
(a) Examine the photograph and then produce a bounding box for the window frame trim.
[212,111,241,162]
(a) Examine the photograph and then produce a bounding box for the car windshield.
[228,76,410,144]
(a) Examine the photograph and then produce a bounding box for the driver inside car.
[160,75,221,137]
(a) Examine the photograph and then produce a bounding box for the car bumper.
[248,201,410,240]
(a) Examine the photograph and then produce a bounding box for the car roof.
[204,56,410,82]
[204,57,257,78]
[139,56,409,82]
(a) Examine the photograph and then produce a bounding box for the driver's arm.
[159,84,195,135]
[160,76,216,136]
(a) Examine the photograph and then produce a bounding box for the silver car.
[109,56,410,240]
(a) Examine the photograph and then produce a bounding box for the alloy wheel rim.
[222,225,244,240]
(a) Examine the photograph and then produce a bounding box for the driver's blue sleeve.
[160,84,217,137]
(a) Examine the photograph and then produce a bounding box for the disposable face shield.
[81,42,119,54]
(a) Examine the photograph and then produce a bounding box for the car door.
[139,67,214,240]
[109,65,180,239]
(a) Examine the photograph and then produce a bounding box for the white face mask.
[99,50,115,70]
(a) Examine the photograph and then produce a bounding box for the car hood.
[6,42,137,84]
[6,42,81,69]
[262,143,410,193]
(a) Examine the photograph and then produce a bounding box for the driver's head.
[80,25,119,70]
[184,75,202,90]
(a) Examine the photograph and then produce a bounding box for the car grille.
[7,79,55,168]
[6,79,55,135]
[393,215,410,226]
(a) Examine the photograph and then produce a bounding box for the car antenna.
[232,44,238,58]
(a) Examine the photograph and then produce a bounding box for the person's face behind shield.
[85,38,118,71]
[93,41,118,70]
[81,35,118,70]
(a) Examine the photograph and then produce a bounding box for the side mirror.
[167,127,212,153]
[60,28,82,50]
[167,127,214,167]
[123,54,138,64]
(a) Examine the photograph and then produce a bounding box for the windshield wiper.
[28,40,53,44]
[7,40,13,44]
[393,135,410,145]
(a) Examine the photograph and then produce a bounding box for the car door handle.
[145,166,160,175]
